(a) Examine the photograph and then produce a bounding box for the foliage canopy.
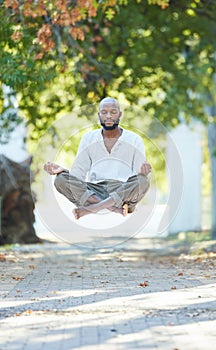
[0,0,216,142]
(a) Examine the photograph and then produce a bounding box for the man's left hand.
[139,162,152,176]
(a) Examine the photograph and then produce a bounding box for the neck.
[102,126,122,138]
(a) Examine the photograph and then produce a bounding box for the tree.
[0,0,173,141]
[0,154,40,244]
[1,1,215,126]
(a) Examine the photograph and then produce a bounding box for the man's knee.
[54,172,67,191]
[138,174,150,195]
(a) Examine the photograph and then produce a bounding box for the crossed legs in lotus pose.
[72,163,149,220]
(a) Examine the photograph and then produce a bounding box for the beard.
[99,116,120,130]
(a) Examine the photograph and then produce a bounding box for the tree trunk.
[208,122,216,239]
[0,154,40,244]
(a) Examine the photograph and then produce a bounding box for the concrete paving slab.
[0,238,216,349]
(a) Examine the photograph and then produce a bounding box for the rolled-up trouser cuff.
[79,190,95,206]
[109,192,123,207]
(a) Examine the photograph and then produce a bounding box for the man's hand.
[44,162,67,175]
[139,162,152,176]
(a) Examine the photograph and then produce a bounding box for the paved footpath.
[0,237,216,350]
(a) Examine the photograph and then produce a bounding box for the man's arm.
[44,133,91,178]
[70,133,92,180]
[133,136,151,176]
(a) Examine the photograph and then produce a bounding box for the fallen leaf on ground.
[0,254,6,262]
[139,281,149,287]
[24,310,33,315]
[12,276,24,281]
[194,257,202,262]
[29,265,35,269]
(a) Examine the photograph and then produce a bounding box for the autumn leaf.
[88,4,97,17]
[55,0,67,10]
[12,276,24,281]
[11,30,23,42]
[0,254,6,262]
[105,0,117,7]
[94,35,103,42]
[177,272,184,276]
[34,52,44,60]
[4,0,19,10]
[69,27,85,40]
[36,24,55,51]
[77,0,87,7]
[37,24,52,39]
[76,0,98,17]
[139,281,149,287]
[24,309,33,315]
[57,12,71,26]
[194,257,202,263]
[29,265,35,269]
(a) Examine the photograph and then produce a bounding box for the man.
[44,97,152,219]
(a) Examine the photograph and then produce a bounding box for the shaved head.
[99,97,120,110]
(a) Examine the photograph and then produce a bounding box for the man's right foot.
[73,207,91,219]
[109,203,128,216]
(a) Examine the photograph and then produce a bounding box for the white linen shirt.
[70,128,146,183]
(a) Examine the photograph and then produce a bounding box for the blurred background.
[0,0,215,246]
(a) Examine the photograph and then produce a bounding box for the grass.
[164,230,212,244]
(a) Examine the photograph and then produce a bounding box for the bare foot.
[123,203,128,216]
[108,203,129,216]
[72,207,91,219]
[73,203,129,219]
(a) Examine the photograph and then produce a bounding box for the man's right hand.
[44,162,67,175]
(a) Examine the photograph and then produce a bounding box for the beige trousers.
[54,171,150,212]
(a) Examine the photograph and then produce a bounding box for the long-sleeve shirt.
[70,128,146,183]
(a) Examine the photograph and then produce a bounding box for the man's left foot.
[122,203,128,216]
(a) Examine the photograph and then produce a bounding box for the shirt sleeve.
[70,134,92,180]
[132,135,146,174]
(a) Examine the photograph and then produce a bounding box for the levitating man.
[44,97,151,219]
